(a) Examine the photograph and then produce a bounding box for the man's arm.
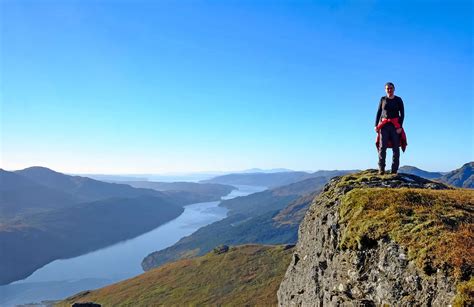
[375,98,383,127]
[399,98,405,126]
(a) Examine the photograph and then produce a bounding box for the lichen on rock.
[278,170,473,306]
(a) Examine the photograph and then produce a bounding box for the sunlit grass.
[339,188,473,279]
[59,244,293,306]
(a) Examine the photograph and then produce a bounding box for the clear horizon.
[2,163,470,175]
[1,1,473,174]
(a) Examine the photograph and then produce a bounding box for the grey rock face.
[278,171,458,306]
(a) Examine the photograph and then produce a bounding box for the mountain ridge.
[15,166,167,203]
[438,162,473,188]
[398,165,444,179]
[201,170,357,188]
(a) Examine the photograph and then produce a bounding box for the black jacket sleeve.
[375,97,383,126]
[399,98,405,126]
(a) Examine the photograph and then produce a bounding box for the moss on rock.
[339,188,473,279]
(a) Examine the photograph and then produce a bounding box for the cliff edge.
[278,170,473,306]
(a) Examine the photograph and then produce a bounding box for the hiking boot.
[378,170,385,175]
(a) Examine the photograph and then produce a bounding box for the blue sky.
[1,0,472,173]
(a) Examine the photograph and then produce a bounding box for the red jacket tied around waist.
[375,117,408,152]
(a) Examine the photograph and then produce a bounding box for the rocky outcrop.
[72,303,101,307]
[213,244,229,254]
[278,170,473,306]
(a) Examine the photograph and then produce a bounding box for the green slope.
[60,244,293,306]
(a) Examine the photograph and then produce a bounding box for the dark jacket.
[375,96,405,127]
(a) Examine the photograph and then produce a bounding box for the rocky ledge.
[278,170,473,306]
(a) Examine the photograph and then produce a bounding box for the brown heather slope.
[59,244,293,306]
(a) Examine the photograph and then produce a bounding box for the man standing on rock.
[375,82,406,175]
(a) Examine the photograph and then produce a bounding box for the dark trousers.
[378,124,400,173]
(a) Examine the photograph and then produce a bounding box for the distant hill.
[219,176,329,217]
[116,181,235,201]
[202,170,356,188]
[240,168,294,173]
[273,191,320,226]
[201,171,312,188]
[0,170,78,219]
[2,167,234,221]
[0,167,188,222]
[0,169,39,191]
[398,165,443,179]
[61,245,293,307]
[438,162,473,188]
[15,166,164,202]
[0,195,183,285]
[79,174,148,182]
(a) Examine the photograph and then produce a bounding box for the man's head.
[385,82,395,98]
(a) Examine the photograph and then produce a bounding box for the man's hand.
[396,128,402,134]
[374,127,379,133]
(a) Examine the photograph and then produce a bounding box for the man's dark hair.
[385,82,395,89]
